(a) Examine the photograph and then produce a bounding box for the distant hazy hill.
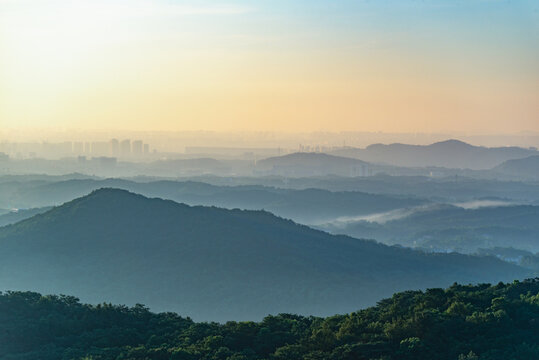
[145,158,228,176]
[179,173,539,204]
[319,204,539,253]
[0,189,527,321]
[494,155,539,179]
[256,152,372,177]
[0,178,427,223]
[0,207,52,227]
[0,173,97,183]
[331,139,537,170]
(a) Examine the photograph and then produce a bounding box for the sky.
[1,0,538,134]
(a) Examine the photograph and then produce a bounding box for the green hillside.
[1,279,538,360]
[0,189,528,321]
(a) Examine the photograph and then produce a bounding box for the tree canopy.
[1,279,538,360]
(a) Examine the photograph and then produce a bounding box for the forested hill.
[331,140,537,170]
[494,155,539,179]
[0,189,528,321]
[0,178,428,224]
[1,279,538,360]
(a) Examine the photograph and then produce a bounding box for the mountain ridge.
[0,178,428,224]
[331,139,537,169]
[256,152,372,176]
[494,155,539,179]
[0,188,528,321]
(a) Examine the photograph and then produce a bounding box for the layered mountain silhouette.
[0,178,427,223]
[0,207,52,227]
[494,155,539,179]
[318,203,539,253]
[256,152,372,177]
[0,189,528,321]
[331,139,537,169]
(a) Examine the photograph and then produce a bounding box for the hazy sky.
[1,0,538,133]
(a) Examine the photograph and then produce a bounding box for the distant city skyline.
[0,137,152,160]
[1,131,539,161]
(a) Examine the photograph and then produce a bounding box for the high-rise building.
[73,142,84,155]
[42,142,72,158]
[143,143,150,155]
[132,140,143,156]
[120,139,131,157]
[110,139,120,157]
[91,141,109,156]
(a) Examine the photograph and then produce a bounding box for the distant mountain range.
[0,207,52,227]
[0,178,427,224]
[318,203,539,254]
[494,155,539,179]
[0,188,527,321]
[256,152,372,177]
[1,139,536,179]
[177,173,539,203]
[330,139,537,170]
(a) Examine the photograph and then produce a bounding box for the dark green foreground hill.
[1,280,538,360]
[0,189,528,321]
